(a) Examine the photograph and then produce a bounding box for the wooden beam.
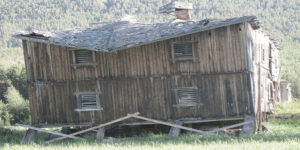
[182,117,244,124]
[131,115,213,135]
[207,121,253,134]
[45,112,140,144]
[16,123,82,140]
[118,117,244,126]
[26,71,251,85]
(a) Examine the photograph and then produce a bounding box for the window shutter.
[75,92,102,111]
[75,50,93,64]
[173,43,193,59]
[171,41,196,62]
[174,87,200,106]
[79,93,98,109]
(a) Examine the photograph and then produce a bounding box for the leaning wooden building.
[13,1,281,137]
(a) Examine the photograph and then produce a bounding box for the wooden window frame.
[171,41,197,63]
[173,87,202,107]
[74,92,103,112]
[71,49,95,68]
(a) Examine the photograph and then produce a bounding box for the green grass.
[274,100,300,115]
[1,118,300,150]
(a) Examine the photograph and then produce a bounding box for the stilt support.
[22,129,37,144]
[240,115,255,136]
[96,127,106,140]
[168,121,182,137]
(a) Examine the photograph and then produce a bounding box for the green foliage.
[0,50,29,124]
[0,101,10,125]
[0,69,10,103]
[0,62,28,104]
[280,43,300,98]
[6,65,28,99]
[0,48,24,67]
[274,101,300,115]
[5,86,30,124]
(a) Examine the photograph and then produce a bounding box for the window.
[74,50,93,65]
[171,41,196,62]
[74,92,102,112]
[173,87,201,107]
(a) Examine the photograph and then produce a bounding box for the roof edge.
[12,16,261,52]
[12,34,108,52]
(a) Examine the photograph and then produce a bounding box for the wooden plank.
[207,121,253,134]
[131,115,213,135]
[45,112,140,144]
[16,123,82,140]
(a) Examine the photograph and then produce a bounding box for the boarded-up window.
[171,42,196,62]
[74,50,93,64]
[174,87,200,107]
[74,92,102,112]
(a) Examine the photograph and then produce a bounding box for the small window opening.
[74,92,102,112]
[171,42,196,62]
[173,87,201,107]
[74,50,93,65]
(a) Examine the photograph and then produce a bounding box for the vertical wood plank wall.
[23,23,254,126]
[245,23,280,115]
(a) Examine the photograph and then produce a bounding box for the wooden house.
[13,1,281,136]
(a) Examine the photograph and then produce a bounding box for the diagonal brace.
[45,112,140,144]
[16,123,83,140]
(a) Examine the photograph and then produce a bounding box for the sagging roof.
[13,16,271,52]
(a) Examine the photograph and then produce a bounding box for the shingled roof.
[13,16,264,52]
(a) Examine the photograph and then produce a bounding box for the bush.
[6,65,28,99]
[0,101,10,125]
[5,86,30,124]
[0,69,10,103]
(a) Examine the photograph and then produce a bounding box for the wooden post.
[22,129,37,144]
[96,127,105,140]
[168,121,182,137]
[257,45,263,132]
[240,115,255,136]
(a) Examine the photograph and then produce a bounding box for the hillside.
[0,0,299,98]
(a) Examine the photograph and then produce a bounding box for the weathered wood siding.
[245,23,280,115]
[23,23,254,126]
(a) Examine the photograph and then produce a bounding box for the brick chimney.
[159,1,193,21]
